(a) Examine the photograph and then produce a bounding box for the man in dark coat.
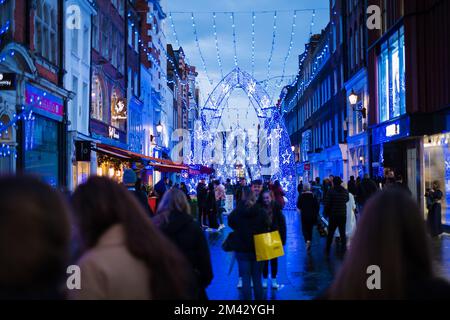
[356,174,378,209]
[324,176,349,254]
[196,179,208,227]
[157,209,213,300]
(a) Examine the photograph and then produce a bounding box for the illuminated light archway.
[194,68,296,209]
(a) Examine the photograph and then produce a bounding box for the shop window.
[91,75,105,122]
[111,89,125,130]
[0,114,12,141]
[24,115,59,187]
[378,26,405,123]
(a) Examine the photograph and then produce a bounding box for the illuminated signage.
[0,73,15,90]
[112,98,127,120]
[108,126,120,140]
[25,84,64,119]
[386,123,400,137]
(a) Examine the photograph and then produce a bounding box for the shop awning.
[188,164,215,175]
[94,143,188,172]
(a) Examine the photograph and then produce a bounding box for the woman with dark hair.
[325,189,450,299]
[0,176,71,299]
[426,181,443,237]
[258,189,286,290]
[70,176,192,300]
[271,180,286,209]
[228,187,270,300]
[153,188,213,300]
[297,183,319,252]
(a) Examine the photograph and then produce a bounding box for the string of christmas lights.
[230,12,238,68]
[264,11,277,91]
[277,10,297,88]
[250,12,256,78]
[191,12,214,85]
[212,12,224,80]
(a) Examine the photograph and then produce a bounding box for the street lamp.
[156,121,163,134]
[291,145,295,152]
[349,89,358,106]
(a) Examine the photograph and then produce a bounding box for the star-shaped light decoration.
[281,149,291,164]
[280,178,289,191]
[273,125,283,139]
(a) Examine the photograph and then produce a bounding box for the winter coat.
[228,202,270,253]
[157,210,213,299]
[297,191,320,224]
[324,186,349,218]
[154,180,167,198]
[334,192,357,238]
[128,187,153,217]
[272,186,286,208]
[357,178,378,205]
[196,182,208,207]
[69,224,151,300]
[214,184,226,201]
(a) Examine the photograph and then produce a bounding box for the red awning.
[94,144,188,172]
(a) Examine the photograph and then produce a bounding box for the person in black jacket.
[206,182,219,230]
[228,187,269,300]
[324,176,349,255]
[259,189,286,290]
[196,179,209,228]
[356,174,378,210]
[154,188,214,300]
[123,169,153,217]
[297,183,319,252]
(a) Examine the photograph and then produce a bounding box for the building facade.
[0,0,71,187]
[64,0,96,190]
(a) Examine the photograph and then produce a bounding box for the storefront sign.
[108,126,120,140]
[25,84,64,120]
[386,123,400,137]
[304,163,311,171]
[112,98,127,120]
[0,73,16,90]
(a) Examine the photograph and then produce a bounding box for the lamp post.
[348,89,367,118]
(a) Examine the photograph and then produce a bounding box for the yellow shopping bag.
[254,231,285,262]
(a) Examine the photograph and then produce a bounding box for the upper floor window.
[91,75,106,122]
[34,0,58,64]
[378,26,406,123]
[0,114,12,141]
[0,0,12,33]
[92,14,99,51]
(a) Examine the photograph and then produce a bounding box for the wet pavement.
[204,210,450,300]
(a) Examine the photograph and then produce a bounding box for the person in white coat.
[334,183,357,247]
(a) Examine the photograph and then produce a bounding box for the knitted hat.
[122,169,137,186]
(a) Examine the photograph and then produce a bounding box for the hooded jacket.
[156,211,213,296]
[228,202,270,253]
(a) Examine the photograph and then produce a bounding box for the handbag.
[253,230,285,262]
[222,231,237,252]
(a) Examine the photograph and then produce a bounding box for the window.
[71,76,78,128]
[0,114,12,141]
[82,82,88,120]
[101,17,109,58]
[34,0,58,64]
[71,27,79,56]
[83,26,89,61]
[92,14,99,51]
[111,29,118,67]
[128,22,133,47]
[118,35,124,74]
[378,27,406,122]
[91,76,105,122]
[0,0,12,32]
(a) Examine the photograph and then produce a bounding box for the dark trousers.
[301,220,314,242]
[262,258,278,279]
[236,252,264,300]
[326,215,347,252]
[198,206,208,226]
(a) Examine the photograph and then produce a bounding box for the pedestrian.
[196,178,209,228]
[325,189,450,299]
[70,176,192,299]
[297,183,320,252]
[258,189,286,290]
[356,174,378,213]
[154,177,169,209]
[271,180,286,209]
[311,178,324,203]
[228,187,269,300]
[426,181,443,237]
[322,178,332,201]
[153,188,214,300]
[297,179,303,194]
[180,182,191,202]
[250,179,264,200]
[347,176,357,196]
[0,176,71,299]
[235,178,246,204]
[214,180,226,230]
[334,183,357,248]
[206,182,219,231]
[123,168,153,217]
[324,176,350,255]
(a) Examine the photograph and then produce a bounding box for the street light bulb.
[291,145,295,152]
[156,121,163,133]
[349,89,358,105]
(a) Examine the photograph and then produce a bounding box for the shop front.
[423,134,450,230]
[347,132,369,178]
[22,83,65,187]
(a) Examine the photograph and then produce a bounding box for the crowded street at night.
[0,0,450,310]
